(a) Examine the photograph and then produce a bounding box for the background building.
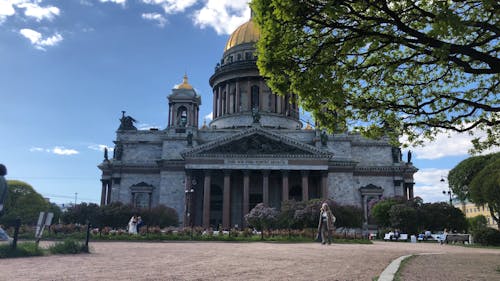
[99,18,418,229]
[457,201,499,229]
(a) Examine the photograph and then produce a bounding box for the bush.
[0,242,44,258]
[468,215,488,235]
[49,239,89,254]
[473,227,500,246]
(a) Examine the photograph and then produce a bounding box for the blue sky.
[0,0,496,205]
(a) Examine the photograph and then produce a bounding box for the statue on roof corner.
[118,111,137,131]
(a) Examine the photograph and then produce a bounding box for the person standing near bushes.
[128,215,138,234]
[0,164,10,241]
[317,202,336,245]
[0,164,7,213]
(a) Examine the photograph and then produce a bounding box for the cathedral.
[98,18,417,229]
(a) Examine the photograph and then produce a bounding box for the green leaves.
[251,0,499,150]
[448,152,500,228]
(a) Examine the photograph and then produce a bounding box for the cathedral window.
[251,85,259,109]
[130,182,154,209]
[133,192,150,209]
[177,106,188,127]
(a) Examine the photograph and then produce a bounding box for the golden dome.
[224,19,260,52]
[201,119,208,129]
[176,74,193,90]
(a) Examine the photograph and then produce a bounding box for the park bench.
[383,232,408,241]
[444,233,470,244]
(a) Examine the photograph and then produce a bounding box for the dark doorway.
[289,185,302,201]
[210,184,223,229]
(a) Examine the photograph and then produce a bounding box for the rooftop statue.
[252,107,261,124]
[118,111,137,130]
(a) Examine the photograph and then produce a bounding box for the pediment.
[182,127,332,159]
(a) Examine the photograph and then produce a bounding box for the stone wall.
[159,171,186,224]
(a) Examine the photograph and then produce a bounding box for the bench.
[384,232,408,241]
[444,233,470,244]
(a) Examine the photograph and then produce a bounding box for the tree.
[251,0,499,151]
[469,156,500,228]
[0,180,51,226]
[371,197,406,227]
[448,152,500,228]
[61,202,101,226]
[419,202,467,233]
[448,153,496,200]
[245,203,279,239]
[388,204,418,234]
[467,215,487,235]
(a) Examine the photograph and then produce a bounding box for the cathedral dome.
[175,74,193,90]
[224,19,260,52]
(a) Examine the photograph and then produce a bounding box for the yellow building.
[456,201,499,229]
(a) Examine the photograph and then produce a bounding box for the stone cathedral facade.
[98,18,417,229]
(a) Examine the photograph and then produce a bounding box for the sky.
[0,0,497,206]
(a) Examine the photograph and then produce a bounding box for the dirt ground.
[0,241,499,281]
[399,252,500,281]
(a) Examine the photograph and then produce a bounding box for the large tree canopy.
[0,180,53,226]
[448,152,500,228]
[251,0,499,150]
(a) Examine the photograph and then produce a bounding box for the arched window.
[177,106,188,127]
[251,85,259,109]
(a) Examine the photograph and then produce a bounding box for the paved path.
[0,241,498,280]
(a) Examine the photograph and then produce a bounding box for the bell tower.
[167,74,201,129]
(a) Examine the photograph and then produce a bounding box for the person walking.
[317,202,336,245]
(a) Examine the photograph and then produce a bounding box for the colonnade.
[185,169,328,229]
[212,79,299,119]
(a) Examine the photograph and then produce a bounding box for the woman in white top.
[316,202,336,244]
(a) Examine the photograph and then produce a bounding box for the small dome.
[176,74,193,90]
[224,19,260,52]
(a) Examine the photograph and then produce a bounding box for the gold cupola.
[224,19,260,52]
[176,74,193,90]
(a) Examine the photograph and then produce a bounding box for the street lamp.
[185,179,196,239]
[441,176,452,206]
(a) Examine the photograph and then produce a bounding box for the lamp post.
[441,176,452,206]
[185,179,196,239]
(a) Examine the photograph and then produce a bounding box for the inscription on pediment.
[204,135,313,155]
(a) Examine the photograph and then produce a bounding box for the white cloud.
[137,123,160,130]
[19,28,63,50]
[80,0,94,6]
[17,2,60,21]
[407,129,500,160]
[52,147,79,155]
[193,0,250,35]
[0,1,16,23]
[204,112,213,121]
[88,144,114,152]
[29,146,79,155]
[99,0,126,6]
[414,168,450,186]
[141,12,167,27]
[141,0,197,14]
[414,168,451,203]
